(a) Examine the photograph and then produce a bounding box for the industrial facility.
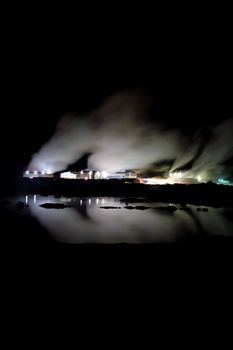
[23,169,138,181]
[23,168,232,186]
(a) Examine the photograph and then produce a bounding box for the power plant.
[23,168,232,186]
[23,169,138,181]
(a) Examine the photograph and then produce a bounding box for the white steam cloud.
[29,91,182,173]
[29,90,233,181]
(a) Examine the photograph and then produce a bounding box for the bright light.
[80,170,83,174]
[46,170,51,174]
[88,198,91,205]
[197,176,202,182]
[42,171,45,175]
[26,170,29,175]
[61,172,77,179]
[85,177,88,181]
[89,171,92,179]
[34,170,37,174]
[102,170,108,178]
[25,195,28,204]
[33,195,37,204]
[143,177,173,185]
[96,198,99,204]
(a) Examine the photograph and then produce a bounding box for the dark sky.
[1,14,232,184]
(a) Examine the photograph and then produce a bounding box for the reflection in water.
[21,195,233,244]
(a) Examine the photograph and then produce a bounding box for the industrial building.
[23,169,138,181]
[23,170,54,178]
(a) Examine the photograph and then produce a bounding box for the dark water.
[5,195,233,244]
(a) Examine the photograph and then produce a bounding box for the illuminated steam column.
[101,171,108,179]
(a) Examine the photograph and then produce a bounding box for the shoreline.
[8,178,233,208]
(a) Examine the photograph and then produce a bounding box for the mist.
[29,90,233,181]
[29,91,182,173]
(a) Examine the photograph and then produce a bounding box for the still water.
[12,195,233,244]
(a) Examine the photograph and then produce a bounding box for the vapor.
[191,119,233,179]
[29,91,182,173]
[29,90,233,181]
[171,119,233,180]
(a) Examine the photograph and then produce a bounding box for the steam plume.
[29,91,182,173]
[29,90,233,181]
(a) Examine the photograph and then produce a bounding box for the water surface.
[8,195,233,244]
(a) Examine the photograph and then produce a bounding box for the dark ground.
[17,178,233,207]
[1,180,233,272]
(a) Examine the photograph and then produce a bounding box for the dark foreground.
[1,179,233,276]
[15,178,233,207]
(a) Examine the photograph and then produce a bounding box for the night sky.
[1,15,232,187]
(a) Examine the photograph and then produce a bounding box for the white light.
[42,171,45,175]
[26,170,29,175]
[61,172,77,179]
[25,195,28,204]
[33,195,37,204]
[102,170,108,178]
[46,170,51,174]
[80,199,82,206]
[88,198,91,205]
[89,171,92,179]
[102,198,105,204]
[96,198,99,205]
[34,170,37,174]
[80,170,83,174]
[197,176,201,182]
[85,177,88,181]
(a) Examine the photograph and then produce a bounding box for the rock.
[155,206,177,212]
[40,203,72,209]
[16,201,25,210]
[179,207,191,212]
[124,205,149,210]
[135,206,149,210]
[197,207,208,212]
[100,206,122,209]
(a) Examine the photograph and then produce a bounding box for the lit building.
[23,170,54,178]
[23,168,138,181]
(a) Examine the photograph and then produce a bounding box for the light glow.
[102,170,108,178]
